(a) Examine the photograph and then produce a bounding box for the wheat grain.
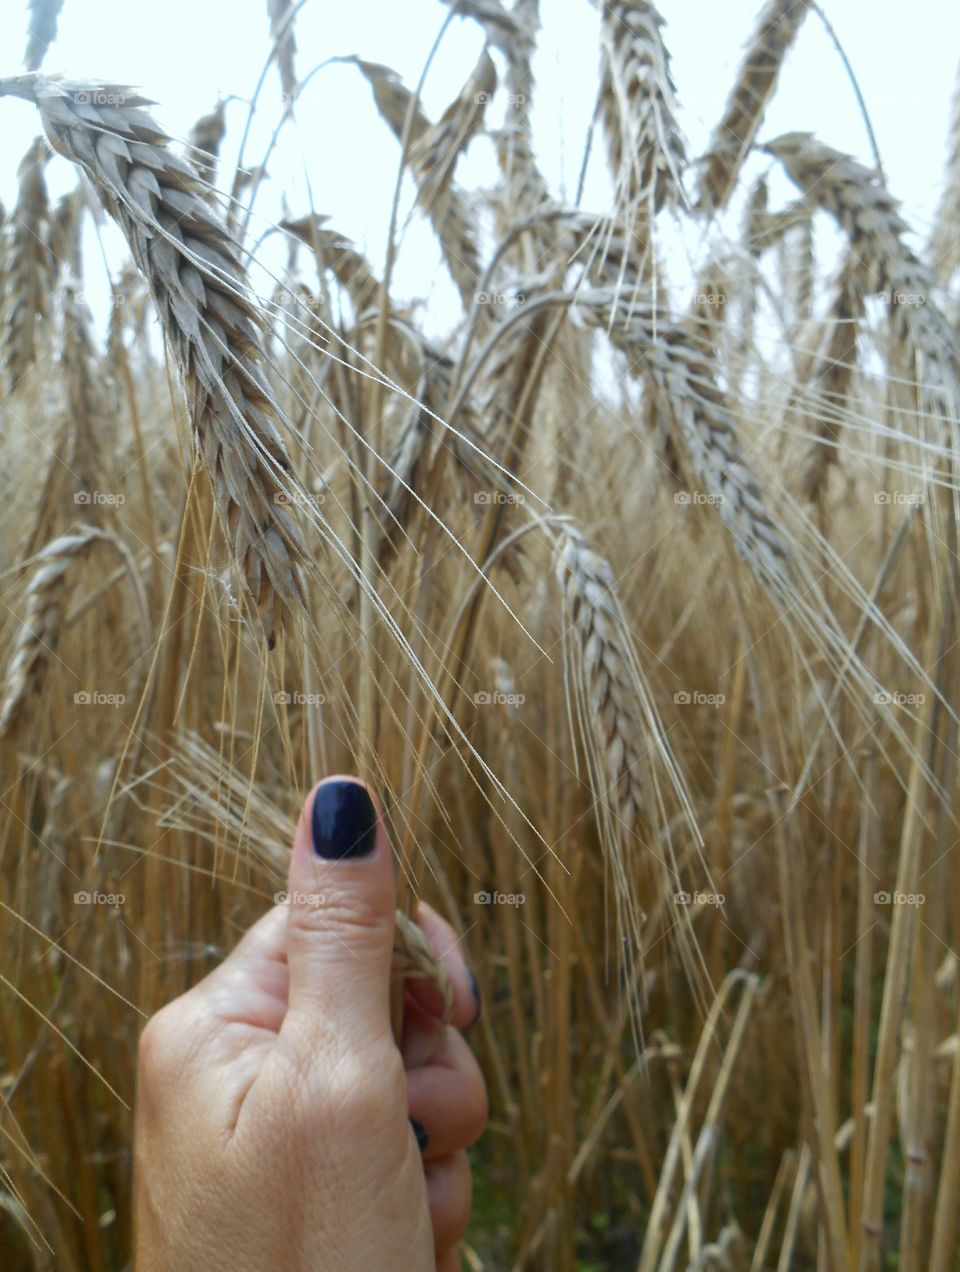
[0,75,308,648]
[695,0,812,213]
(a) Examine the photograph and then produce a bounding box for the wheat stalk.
[798,260,862,502]
[597,0,686,215]
[695,0,812,213]
[24,0,64,73]
[0,75,309,648]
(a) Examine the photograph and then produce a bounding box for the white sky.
[0,0,957,326]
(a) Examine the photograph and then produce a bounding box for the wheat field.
[0,0,959,1268]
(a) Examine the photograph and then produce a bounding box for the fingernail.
[410,1117,429,1152]
[467,968,482,1022]
[311,781,377,860]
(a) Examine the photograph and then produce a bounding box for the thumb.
[283,776,397,1053]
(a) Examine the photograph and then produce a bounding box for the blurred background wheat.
[0,1,959,1268]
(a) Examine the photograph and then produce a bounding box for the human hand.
[134,777,486,1271]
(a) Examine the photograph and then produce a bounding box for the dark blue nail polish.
[467,968,482,1022]
[310,781,377,860]
[410,1118,429,1152]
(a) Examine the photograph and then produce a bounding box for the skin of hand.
[133,776,487,1271]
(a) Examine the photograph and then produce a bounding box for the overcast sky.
[0,0,957,324]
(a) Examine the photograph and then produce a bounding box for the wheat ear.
[765,132,960,432]
[928,61,960,285]
[597,0,686,214]
[266,0,298,102]
[0,527,102,737]
[24,0,64,72]
[189,99,228,184]
[1,137,53,394]
[0,75,308,647]
[356,60,482,309]
[694,0,812,213]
